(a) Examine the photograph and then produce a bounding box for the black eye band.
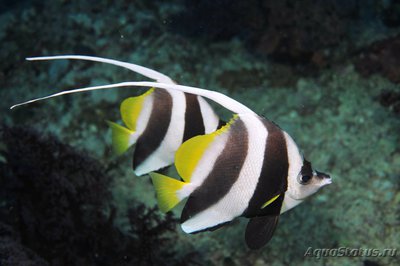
[316,170,330,179]
[301,159,313,177]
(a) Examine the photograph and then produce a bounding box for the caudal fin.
[150,172,187,213]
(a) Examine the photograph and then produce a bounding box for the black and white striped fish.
[150,113,331,249]
[13,55,221,176]
[12,57,332,249]
[108,87,220,175]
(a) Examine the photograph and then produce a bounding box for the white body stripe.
[181,114,267,233]
[197,95,219,134]
[134,89,186,176]
[280,132,303,213]
[128,92,154,146]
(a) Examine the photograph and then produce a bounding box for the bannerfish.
[15,55,221,176]
[11,56,332,249]
[108,87,221,175]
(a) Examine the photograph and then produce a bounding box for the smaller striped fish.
[12,58,332,249]
[13,55,221,175]
[107,87,220,175]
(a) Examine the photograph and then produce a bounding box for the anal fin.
[150,172,187,213]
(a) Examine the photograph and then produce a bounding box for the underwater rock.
[376,90,400,115]
[254,0,346,65]
[169,0,262,41]
[0,222,48,266]
[355,35,400,84]
[0,126,183,265]
[170,0,350,67]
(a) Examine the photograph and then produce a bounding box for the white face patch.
[297,177,330,199]
[281,132,332,212]
[282,132,303,199]
[281,173,332,213]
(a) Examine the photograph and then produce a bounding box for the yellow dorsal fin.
[261,194,281,209]
[175,115,238,183]
[121,88,154,130]
[150,172,186,213]
[106,121,135,155]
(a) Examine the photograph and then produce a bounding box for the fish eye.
[298,174,312,185]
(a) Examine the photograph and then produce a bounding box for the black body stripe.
[301,159,313,177]
[133,89,172,170]
[182,94,205,142]
[244,118,289,218]
[260,192,285,216]
[180,119,248,224]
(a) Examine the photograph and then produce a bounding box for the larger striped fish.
[12,58,332,249]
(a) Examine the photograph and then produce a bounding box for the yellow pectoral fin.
[120,88,154,130]
[107,121,135,155]
[150,172,186,213]
[261,194,281,209]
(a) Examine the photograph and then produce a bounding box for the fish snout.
[316,170,332,185]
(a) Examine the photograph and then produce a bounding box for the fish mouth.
[316,170,332,185]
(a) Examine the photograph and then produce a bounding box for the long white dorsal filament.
[27,55,175,84]
[10,81,254,114]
